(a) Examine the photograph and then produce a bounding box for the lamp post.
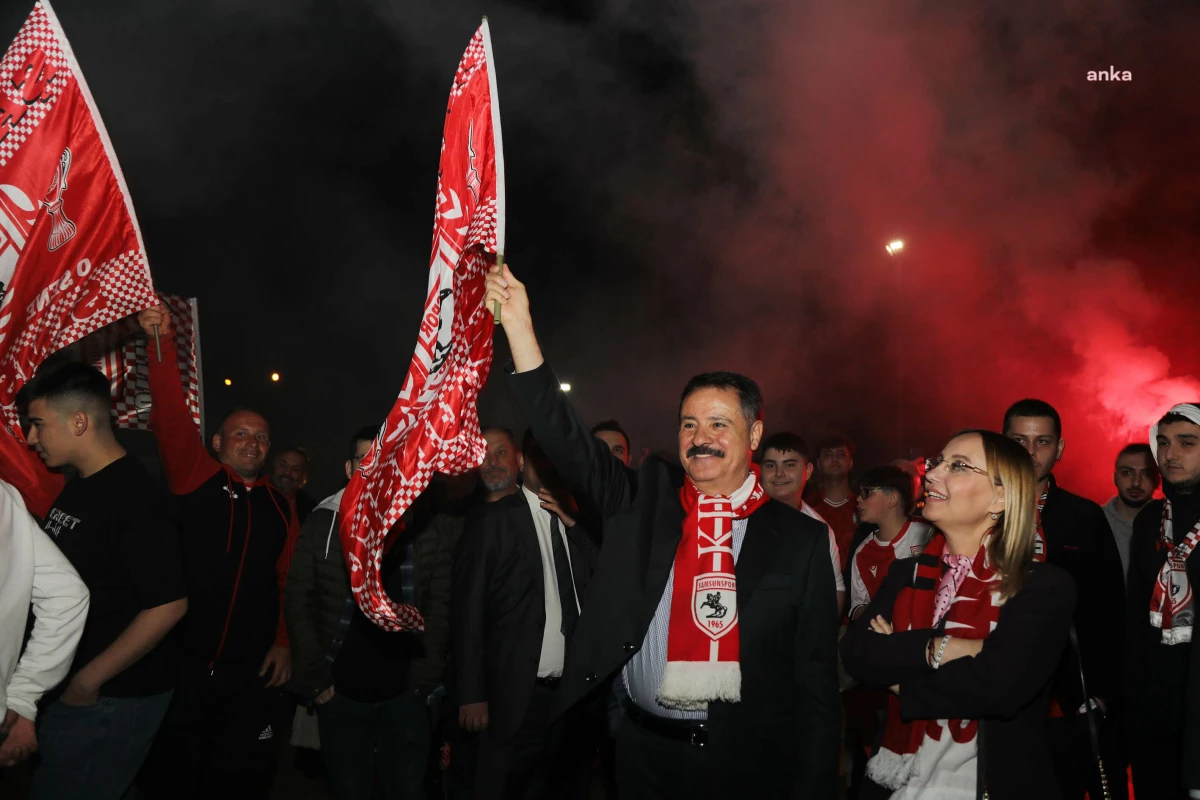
[885,240,905,456]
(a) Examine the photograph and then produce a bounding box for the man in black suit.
[1003,399,1127,800]
[484,264,839,800]
[451,428,595,800]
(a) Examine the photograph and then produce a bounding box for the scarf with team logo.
[1148,403,1200,645]
[657,465,768,711]
[866,532,1003,794]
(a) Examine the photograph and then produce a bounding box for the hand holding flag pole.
[151,324,162,362]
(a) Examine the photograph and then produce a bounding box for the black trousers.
[472,684,566,800]
[615,714,717,800]
[138,662,287,799]
[1047,715,1128,800]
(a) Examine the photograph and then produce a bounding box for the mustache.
[686,445,725,459]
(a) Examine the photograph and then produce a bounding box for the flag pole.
[492,250,503,323]
[152,324,162,362]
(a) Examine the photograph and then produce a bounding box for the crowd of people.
[0,273,1196,800]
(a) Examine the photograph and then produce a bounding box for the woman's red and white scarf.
[1150,500,1200,645]
[656,466,768,711]
[1033,488,1048,563]
[866,532,1002,796]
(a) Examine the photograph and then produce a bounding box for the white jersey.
[800,501,846,594]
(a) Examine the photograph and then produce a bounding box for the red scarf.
[1150,500,1200,645]
[866,532,1002,792]
[656,466,768,711]
[1033,487,1048,563]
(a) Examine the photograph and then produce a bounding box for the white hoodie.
[0,480,89,721]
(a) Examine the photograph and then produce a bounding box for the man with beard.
[1125,405,1200,799]
[1003,399,1127,800]
[1103,444,1160,583]
[485,264,839,799]
[271,448,316,523]
[452,430,594,799]
[478,428,523,502]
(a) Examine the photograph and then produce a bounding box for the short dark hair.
[482,425,519,452]
[678,372,763,427]
[760,432,810,463]
[590,420,629,450]
[21,361,112,426]
[1116,442,1154,464]
[858,464,915,515]
[1003,399,1062,440]
[350,425,378,457]
[814,433,855,459]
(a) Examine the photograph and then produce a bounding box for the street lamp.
[886,239,906,455]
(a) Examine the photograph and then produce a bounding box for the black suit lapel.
[643,491,685,629]
[509,492,544,600]
[736,506,781,614]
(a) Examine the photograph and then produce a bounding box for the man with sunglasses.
[1003,399,1127,800]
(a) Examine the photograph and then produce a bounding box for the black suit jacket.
[1040,477,1125,710]
[451,489,595,742]
[842,558,1076,800]
[508,361,840,799]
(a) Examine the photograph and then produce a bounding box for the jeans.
[316,690,431,800]
[31,691,173,800]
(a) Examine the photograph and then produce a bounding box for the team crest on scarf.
[693,573,737,639]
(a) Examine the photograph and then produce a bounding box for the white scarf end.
[1160,625,1193,645]
[656,661,741,710]
[865,748,914,791]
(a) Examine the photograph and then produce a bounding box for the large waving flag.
[339,20,505,630]
[0,1,158,516]
[74,293,203,434]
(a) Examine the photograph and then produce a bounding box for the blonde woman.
[841,430,1075,799]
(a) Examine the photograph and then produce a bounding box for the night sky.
[3,0,1197,500]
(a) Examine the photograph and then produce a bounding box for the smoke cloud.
[1,0,1194,499]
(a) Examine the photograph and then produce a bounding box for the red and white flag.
[0,1,158,516]
[75,293,203,434]
[339,20,505,630]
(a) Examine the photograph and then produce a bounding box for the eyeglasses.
[858,486,884,500]
[925,455,989,477]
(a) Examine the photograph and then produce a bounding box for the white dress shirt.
[522,485,580,678]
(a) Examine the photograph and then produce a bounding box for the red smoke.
[564,0,1200,503]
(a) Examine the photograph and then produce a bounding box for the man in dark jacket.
[452,429,597,800]
[1004,399,1127,800]
[137,305,299,798]
[1125,404,1200,799]
[286,425,460,799]
[485,264,839,800]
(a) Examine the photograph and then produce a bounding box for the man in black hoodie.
[1126,403,1200,799]
[136,305,299,798]
[1003,399,1127,800]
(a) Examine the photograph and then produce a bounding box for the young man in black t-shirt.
[22,362,188,800]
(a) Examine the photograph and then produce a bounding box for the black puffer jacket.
[284,489,462,699]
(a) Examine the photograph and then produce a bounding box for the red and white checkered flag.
[338,20,505,631]
[77,293,202,433]
[0,1,158,516]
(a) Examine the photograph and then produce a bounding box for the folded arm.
[840,559,938,687]
[900,566,1076,721]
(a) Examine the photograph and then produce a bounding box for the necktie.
[550,515,579,636]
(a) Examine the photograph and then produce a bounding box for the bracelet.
[932,634,951,670]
